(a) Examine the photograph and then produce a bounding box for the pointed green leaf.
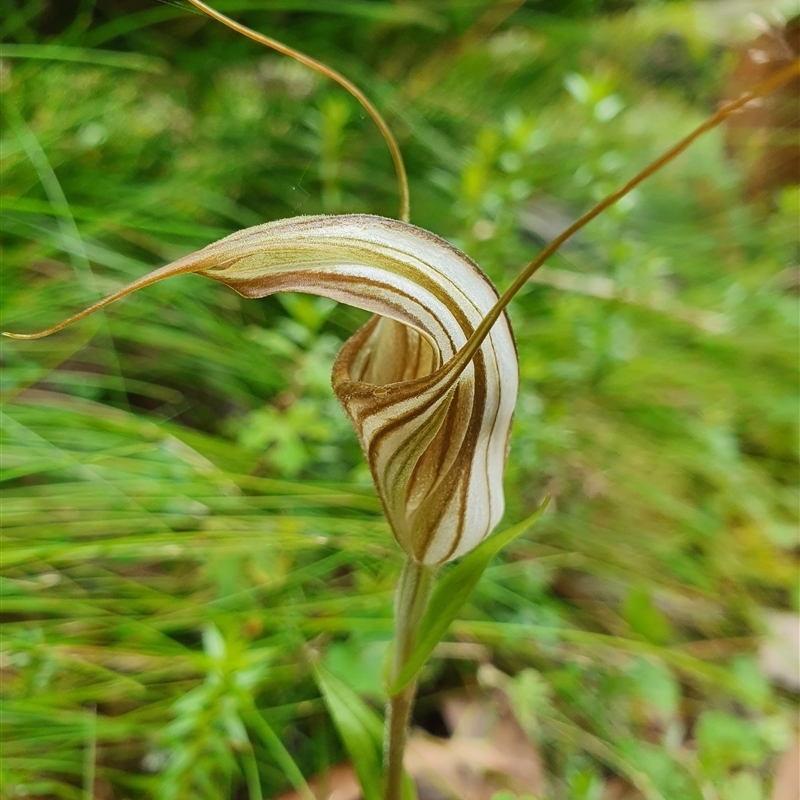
[313,662,384,800]
[389,497,550,695]
[403,771,419,800]
[241,699,315,800]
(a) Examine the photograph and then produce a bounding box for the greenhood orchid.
[8,213,519,566]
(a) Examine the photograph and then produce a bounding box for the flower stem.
[384,557,436,800]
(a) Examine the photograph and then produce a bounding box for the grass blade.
[242,701,314,800]
[313,662,383,800]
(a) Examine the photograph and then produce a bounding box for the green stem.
[384,557,436,800]
[83,703,96,800]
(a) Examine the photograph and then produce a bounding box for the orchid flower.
[9,214,519,566]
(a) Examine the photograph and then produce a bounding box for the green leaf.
[0,44,168,73]
[241,700,315,800]
[313,663,384,800]
[623,586,674,645]
[696,710,766,776]
[506,668,553,739]
[389,498,549,694]
[323,636,389,700]
[720,771,764,800]
[730,656,770,708]
[628,657,679,722]
[202,624,227,661]
[403,772,419,800]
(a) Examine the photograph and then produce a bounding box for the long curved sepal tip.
[1,257,208,341]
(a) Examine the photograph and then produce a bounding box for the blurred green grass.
[1,1,798,798]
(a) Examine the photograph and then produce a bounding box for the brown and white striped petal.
[6,214,518,565]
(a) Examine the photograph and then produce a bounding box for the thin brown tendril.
[184,0,410,223]
[446,56,800,379]
[3,58,798,343]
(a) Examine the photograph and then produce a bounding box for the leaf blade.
[389,497,550,694]
[241,701,315,800]
[313,662,384,800]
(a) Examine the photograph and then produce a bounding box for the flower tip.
[2,329,50,340]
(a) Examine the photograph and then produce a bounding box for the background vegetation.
[1,1,798,798]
